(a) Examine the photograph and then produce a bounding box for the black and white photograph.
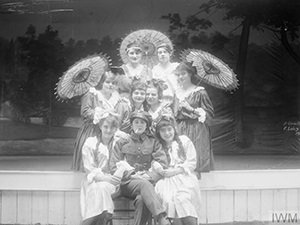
[0,0,299,224]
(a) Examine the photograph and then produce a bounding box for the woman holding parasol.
[174,49,238,174]
[118,42,150,98]
[174,61,215,174]
[71,69,131,171]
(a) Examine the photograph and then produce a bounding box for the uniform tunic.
[109,133,168,225]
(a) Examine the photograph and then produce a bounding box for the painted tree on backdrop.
[15,25,67,122]
[162,0,300,147]
[1,25,121,123]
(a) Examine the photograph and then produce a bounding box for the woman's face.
[132,118,147,134]
[132,89,146,104]
[127,49,142,64]
[146,87,159,106]
[102,76,117,94]
[157,47,171,64]
[159,125,175,144]
[176,70,192,86]
[100,120,117,140]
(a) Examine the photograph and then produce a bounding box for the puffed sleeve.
[176,135,197,174]
[80,91,95,122]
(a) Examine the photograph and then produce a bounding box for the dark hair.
[157,43,173,54]
[155,118,186,161]
[146,79,165,100]
[126,42,142,54]
[110,66,125,75]
[129,79,147,110]
[175,61,201,86]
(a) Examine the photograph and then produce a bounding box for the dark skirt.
[71,123,100,171]
[177,119,214,173]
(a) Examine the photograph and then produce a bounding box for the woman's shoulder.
[178,135,192,144]
[83,136,98,150]
[188,86,206,98]
[170,62,179,69]
[193,86,205,92]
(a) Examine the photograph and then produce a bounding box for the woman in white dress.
[119,42,151,98]
[80,111,132,225]
[152,43,179,101]
[152,114,201,225]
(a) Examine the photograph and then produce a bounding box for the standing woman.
[174,61,214,173]
[80,111,132,225]
[72,71,131,171]
[119,42,151,98]
[152,43,179,100]
[153,114,202,225]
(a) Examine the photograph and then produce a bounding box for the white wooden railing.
[0,169,300,224]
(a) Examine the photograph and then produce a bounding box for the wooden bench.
[109,195,154,225]
[1,169,300,225]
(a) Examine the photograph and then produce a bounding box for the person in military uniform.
[109,110,169,225]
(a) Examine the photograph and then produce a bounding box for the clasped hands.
[179,100,206,123]
[152,161,183,178]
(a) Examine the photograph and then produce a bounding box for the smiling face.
[100,119,118,141]
[175,69,192,87]
[146,87,159,106]
[157,47,171,64]
[101,74,117,94]
[159,125,175,144]
[132,89,146,105]
[127,48,142,64]
[132,118,147,134]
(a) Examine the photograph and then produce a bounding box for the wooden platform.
[0,169,299,225]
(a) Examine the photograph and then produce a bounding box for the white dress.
[155,135,201,221]
[152,62,179,97]
[80,131,125,221]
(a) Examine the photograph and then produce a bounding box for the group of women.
[72,41,215,225]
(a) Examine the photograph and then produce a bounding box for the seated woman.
[145,79,173,129]
[129,78,147,112]
[80,110,133,225]
[152,113,202,225]
[72,70,131,171]
[109,110,170,225]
